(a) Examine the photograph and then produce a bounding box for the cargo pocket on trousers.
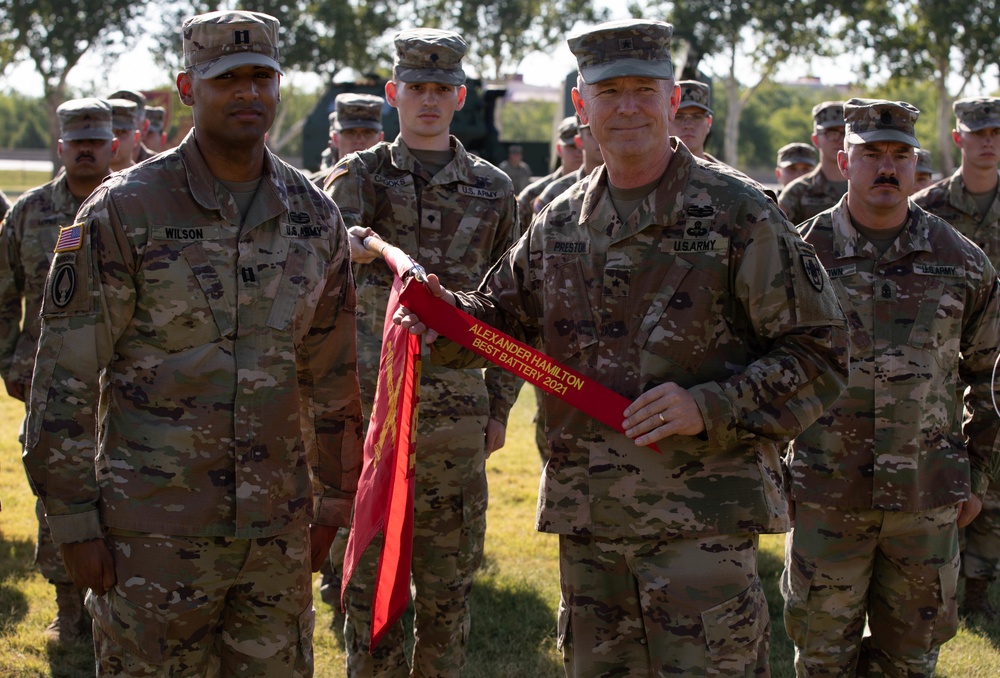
[702,577,768,659]
[87,589,168,664]
[931,551,960,647]
[295,604,316,675]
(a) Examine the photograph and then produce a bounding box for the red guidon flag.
[342,243,423,650]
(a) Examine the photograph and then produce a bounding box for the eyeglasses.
[675,113,708,124]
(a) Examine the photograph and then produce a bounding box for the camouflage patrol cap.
[333,93,383,132]
[107,98,139,132]
[677,80,713,114]
[108,89,146,120]
[568,19,674,84]
[57,98,114,142]
[915,148,933,174]
[145,106,166,133]
[954,97,1000,132]
[557,116,578,143]
[183,11,283,79]
[844,98,920,148]
[812,101,845,130]
[392,28,467,86]
[776,142,817,168]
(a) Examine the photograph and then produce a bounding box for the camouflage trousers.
[558,532,769,677]
[962,486,1000,580]
[35,496,73,585]
[343,414,489,678]
[88,527,315,677]
[782,502,960,677]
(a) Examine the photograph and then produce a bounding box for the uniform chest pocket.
[634,258,726,374]
[904,278,963,371]
[266,243,326,341]
[443,201,498,280]
[542,256,597,361]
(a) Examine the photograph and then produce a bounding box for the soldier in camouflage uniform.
[0,190,9,222]
[779,101,848,225]
[142,105,168,153]
[532,121,603,215]
[517,116,581,230]
[499,144,533,194]
[394,19,849,676]
[313,93,385,188]
[21,11,364,676]
[775,142,818,188]
[327,27,520,678]
[913,148,934,194]
[784,99,1000,677]
[108,89,157,163]
[675,80,720,162]
[914,96,1000,621]
[106,98,139,173]
[0,98,117,644]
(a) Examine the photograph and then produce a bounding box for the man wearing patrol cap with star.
[779,101,849,225]
[327,25,519,677]
[914,95,1000,621]
[22,10,363,675]
[775,141,818,187]
[785,98,1000,676]
[1,97,117,645]
[393,18,848,675]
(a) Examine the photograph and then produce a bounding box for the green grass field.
[0,170,52,201]
[2,388,1000,676]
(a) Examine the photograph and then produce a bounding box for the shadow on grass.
[0,532,35,634]
[465,571,562,678]
[758,542,795,678]
[44,631,96,678]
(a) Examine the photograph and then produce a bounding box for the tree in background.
[629,0,835,168]
[417,0,608,79]
[833,0,1000,175]
[0,0,151,170]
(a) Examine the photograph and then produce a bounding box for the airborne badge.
[800,251,825,292]
[54,222,85,253]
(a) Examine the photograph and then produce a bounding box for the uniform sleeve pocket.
[701,576,768,659]
[87,588,168,664]
[785,236,844,325]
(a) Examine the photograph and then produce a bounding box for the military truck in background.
[302,76,554,176]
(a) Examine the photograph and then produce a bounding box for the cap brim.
[579,59,673,84]
[336,120,383,132]
[815,120,845,130]
[190,53,283,79]
[957,120,1000,132]
[61,130,115,142]
[678,102,713,115]
[393,66,466,86]
[779,157,816,168]
[847,130,920,148]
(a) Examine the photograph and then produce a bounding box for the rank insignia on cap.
[54,223,85,253]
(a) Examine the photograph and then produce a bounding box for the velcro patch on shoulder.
[54,222,85,253]
[324,163,350,190]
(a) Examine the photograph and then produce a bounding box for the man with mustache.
[914,96,1000,621]
[784,99,1000,676]
[22,11,363,675]
[326,27,519,677]
[0,97,117,645]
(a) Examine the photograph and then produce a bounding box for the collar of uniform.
[179,129,286,226]
[51,171,82,216]
[579,137,691,239]
[830,196,932,260]
[390,134,479,186]
[946,167,996,219]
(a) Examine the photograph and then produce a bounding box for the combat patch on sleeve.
[54,222,85,253]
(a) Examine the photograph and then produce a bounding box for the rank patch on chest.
[54,222,84,253]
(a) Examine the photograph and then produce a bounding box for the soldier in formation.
[779,101,849,225]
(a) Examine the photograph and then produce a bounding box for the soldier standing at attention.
[22,11,363,675]
[674,80,718,162]
[0,98,117,644]
[914,96,1000,621]
[779,101,848,225]
[784,99,1000,676]
[108,89,156,163]
[106,98,139,173]
[517,116,582,229]
[532,121,604,215]
[313,92,385,188]
[390,19,848,675]
[912,148,934,194]
[326,27,520,677]
[775,142,818,188]
[499,144,533,193]
[142,105,169,154]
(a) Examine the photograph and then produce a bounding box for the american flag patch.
[54,223,84,253]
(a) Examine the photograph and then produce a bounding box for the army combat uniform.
[327,132,520,675]
[914,121,1000,595]
[434,137,849,675]
[22,127,364,675]
[786,193,1000,676]
[778,164,848,226]
[0,172,86,593]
